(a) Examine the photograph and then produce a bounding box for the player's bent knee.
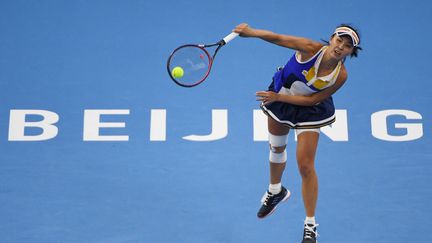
[268,144,286,153]
[268,133,288,163]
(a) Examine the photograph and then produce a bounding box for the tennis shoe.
[302,223,319,243]
[257,186,290,218]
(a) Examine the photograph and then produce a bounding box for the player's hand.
[256,91,279,105]
[233,23,256,37]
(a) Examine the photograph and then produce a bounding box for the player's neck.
[321,51,339,70]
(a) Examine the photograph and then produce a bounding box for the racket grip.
[222,32,239,45]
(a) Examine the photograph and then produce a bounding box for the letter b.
[8,110,59,141]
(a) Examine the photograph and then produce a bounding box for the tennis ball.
[172,66,184,78]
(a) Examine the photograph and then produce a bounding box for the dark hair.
[322,24,362,58]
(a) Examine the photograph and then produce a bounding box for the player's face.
[329,35,354,60]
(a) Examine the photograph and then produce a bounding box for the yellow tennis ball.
[172,66,184,78]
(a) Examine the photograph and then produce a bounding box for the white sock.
[268,183,282,194]
[305,216,316,225]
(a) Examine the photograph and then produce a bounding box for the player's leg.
[268,116,289,185]
[296,129,320,243]
[257,117,291,218]
[296,129,319,217]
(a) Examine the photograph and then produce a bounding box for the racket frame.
[167,33,238,88]
[167,44,213,87]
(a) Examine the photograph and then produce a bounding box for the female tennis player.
[234,23,361,243]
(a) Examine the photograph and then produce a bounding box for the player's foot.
[301,223,319,243]
[257,186,290,218]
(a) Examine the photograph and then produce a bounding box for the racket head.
[167,44,213,87]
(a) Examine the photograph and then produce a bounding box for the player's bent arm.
[276,69,347,106]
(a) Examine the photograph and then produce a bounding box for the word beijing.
[7,109,424,142]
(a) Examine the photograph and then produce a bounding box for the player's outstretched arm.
[233,23,322,55]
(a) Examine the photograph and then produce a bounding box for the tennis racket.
[167,32,239,87]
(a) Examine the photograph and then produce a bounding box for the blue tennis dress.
[261,46,342,129]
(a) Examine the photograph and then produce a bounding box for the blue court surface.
[1,1,431,242]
